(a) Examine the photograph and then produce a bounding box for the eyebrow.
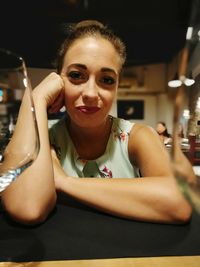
[68,64,117,75]
[70,63,87,69]
[101,67,117,75]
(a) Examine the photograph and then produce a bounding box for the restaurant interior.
[1,0,200,266]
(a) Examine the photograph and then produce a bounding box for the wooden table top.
[1,256,200,267]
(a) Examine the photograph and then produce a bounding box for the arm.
[52,124,192,224]
[1,73,64,224]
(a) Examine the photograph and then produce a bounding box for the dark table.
[0,192,200,263]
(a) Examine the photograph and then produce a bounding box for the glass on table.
[0,48,39,193]
[171,73,200,213]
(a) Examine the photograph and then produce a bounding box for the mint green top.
[49,116,140,178]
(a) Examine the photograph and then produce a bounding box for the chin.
[72,114,107,128]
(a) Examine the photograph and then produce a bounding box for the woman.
[1,20,192,224]
[156,121,172,145]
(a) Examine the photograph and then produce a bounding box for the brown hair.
[55,20,126,73]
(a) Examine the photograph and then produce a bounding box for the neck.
[68,116,111,140]
[67,116,113,159]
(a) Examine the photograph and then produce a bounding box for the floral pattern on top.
[49,116,137,179]
[100,165,113,178]
[112,128,127,142]
[120,132,126,141]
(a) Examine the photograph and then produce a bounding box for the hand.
[33,72,65,112]
[50,147,67,191]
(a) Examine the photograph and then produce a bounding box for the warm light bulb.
[168,80,182,88]
[184,78,195,86]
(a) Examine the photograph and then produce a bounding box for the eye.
[67,70,87,85]
[68,71,83,80]
[101,76,115,85]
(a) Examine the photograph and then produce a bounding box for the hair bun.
[75,20,106,30]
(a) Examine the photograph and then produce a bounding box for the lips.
[76,106,100,114]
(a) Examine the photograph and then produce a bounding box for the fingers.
[50,146,58,159]
[50,146,61,163]
[47,81,65,113]
[48,93,64,114]
[34,72,65,108]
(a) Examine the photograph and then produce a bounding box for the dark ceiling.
[0,0,193,69]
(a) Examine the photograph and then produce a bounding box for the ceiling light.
[168,73,195,88]
[168,79,182,88]
[184,77,195,86]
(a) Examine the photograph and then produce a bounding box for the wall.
[118,63,174,132]
[120,64,167,93]
[28,68,54,88]
[117,92,174,132]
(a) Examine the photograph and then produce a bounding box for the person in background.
[1,20,192,225]
[178,123,184,139]
[156,121,172,145]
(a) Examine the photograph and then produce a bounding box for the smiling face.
[61,36,121,129]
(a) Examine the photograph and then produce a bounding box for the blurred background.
[0,0,199,132]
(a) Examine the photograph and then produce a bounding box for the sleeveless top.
[49,116,140,178]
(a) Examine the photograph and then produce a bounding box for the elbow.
[172,206,192,224]
[11,209,49,226]
[2,195,57,225]
[167,196,192,224]
[157,179,193,224]
[175,202,192,224]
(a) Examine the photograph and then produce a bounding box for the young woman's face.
[61,36,121,128]
[156,123,166,134]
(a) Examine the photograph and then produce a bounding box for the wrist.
[56,175,74,193]
[32,91,48,110]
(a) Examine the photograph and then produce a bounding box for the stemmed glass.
[0,48,39,193]
[170,22,200,213]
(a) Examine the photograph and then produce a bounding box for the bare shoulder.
[129,123,161,149]
[128,123,172,176]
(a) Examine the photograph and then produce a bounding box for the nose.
[82,77,99,104]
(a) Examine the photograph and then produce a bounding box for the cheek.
[102,89,116,106]
[63,81,80,105]
[63,90,75,110]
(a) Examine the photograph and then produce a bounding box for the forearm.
[1,96,56,224]
[1,153,56,224]
[1,73,66,224]
[58,175,192,224]
[1,90,39,169]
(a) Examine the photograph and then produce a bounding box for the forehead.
[63,37,121,73]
